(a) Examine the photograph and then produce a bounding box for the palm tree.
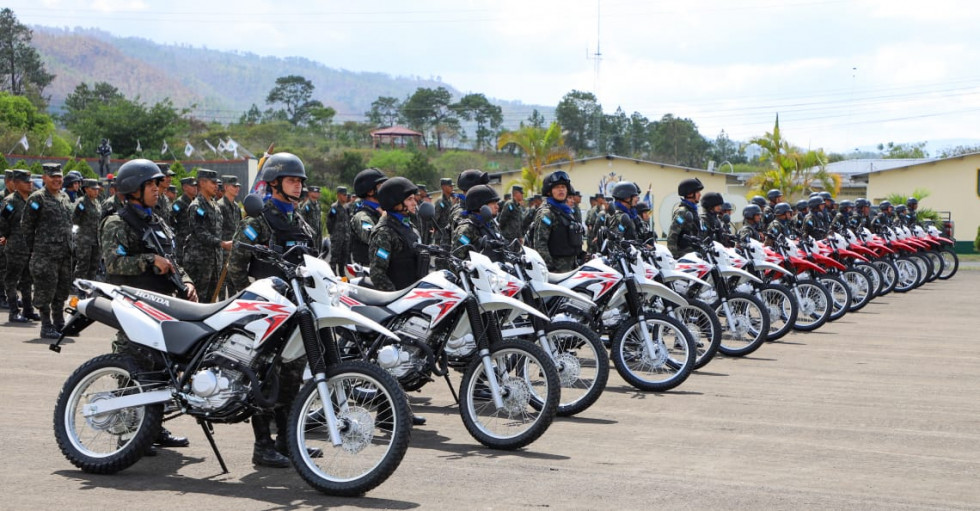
[748,115,840,201]
[497,122,574,194]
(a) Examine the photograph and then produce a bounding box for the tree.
[627,112,651,158]
[525,109,546,129]
[265,75,328,127]
[877,141,928,159]
[0,8,55,107]
[0,91,66,156]
[747,115,839,201]
[603,107,630,156]
[366,96,402,127]
[938,144,980,159]
[648,114,710,168]
[497,122,573,194]
[401,87,459,151]
[555,90,600,154]
[453,93,503,152]
[402,151,439,189]
[707,130,747,166]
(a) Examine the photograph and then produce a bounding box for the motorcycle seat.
[120,286,241,321]
[547,269,577,284]
[348,280,415,306]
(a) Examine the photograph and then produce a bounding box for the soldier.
[497,184,525,243]
[300,185,323,252]
[522,194,543,239]
[432,178,455,246]
[348,168,388,265]
[585,195,608,253]
[700,192,727,245]
[368,177,426,291]
[226,153,323,466]
[819,191,836,224]
[851,198,872,232]
[415,184,434,245]
[738,204,765,243]
[23,163,74,339]
[170,176,197,259]
[96,138,112,176]
[182,169,231,303]
[635,202,655,241]
[325,185,351,276]
[763,189,783,227]
[72,179,102,282]
[570,190,584,224]
[831,200,854,233]
[667,178,705,258]
[99,176,127,227]
[606,182,641,242]
[452,185,504,261]
[766,202,795,247]
[794,200,809,235]
[719,202,736,245]
[153,163,175,225]
[1,169,40,323]
[0,169,14,308]
[802,196,828,240]
[451,169,489,233]
[100,159,195,456]
[165,184,177,203]
[217,175,242,298]
[62,171,83,203]
[905,197,920,227]
[531,171,584,272]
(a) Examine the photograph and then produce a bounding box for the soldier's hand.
[152,255,175,275]
[221,240,233,251]
[0,237,5,246]
[184,284,199,302]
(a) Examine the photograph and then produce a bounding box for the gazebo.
[370,125,424,149]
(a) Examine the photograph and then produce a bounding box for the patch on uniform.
[116,244,127,256]
[331,207,336,214]
[676,216,684,225]
[508,204,513,211]
[173,203,181,212]
[4,204,12,212]
[618,223,625,232]
[459,234,470,245]
[78,203,85,211]
[30,201,40,210]
[361,221,372,231]
[376,248,390,260]
[196,207,206,217]
[244,225,258,241]
[542,216,552,226]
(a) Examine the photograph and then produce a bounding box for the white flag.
[161,140,169,156]
[75,135,82,148]
[205,139,217,153]
[225,138,238,152]
[184,142,194,158]
[217,139,227,152]
[18,134,29,151]
[136,139,142,153]
[44,134,53,148]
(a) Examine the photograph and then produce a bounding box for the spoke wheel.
[610,313,697,391]
[854,261,883,297]
[714,292,769,357]
[538,322,609,417]
[670,299,722,369]
[938,248,958,280]
[818,274,851,321]
[791,280,831,331]
[872,259,898,295]
[760,283,798,341]
[841,269,873,312]
[893,257,920,293]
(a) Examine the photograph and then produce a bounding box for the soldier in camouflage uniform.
[830,200,854,233]
[170,176,197,259]
[0,169,13,308]
[585,195,608,253]
[449,170,488,235]
[667,178,705,258]
[531,171,584,272]
[766,202,795,247]
[738,204,765,243]
[719,202,735,245]
[852,198,872,232]
[523,194,542,238]
[217,175,242,297]
[182,169,231,303]
[299,185,323,252]
[99,177,127,228]
[497,184,525,243]
[871,201,894,235]
[413,184,433,245]
[348,168,388,265]
[635,202,655,241]
[368,178,425,291]
[763,189,783,228]
[431,178,455,246]
[606,182,642,242]
[452,185,504,261]
[793,200,809,236]
[700,192,728,246]
[325,186,350,276]
[1,169,39,323]
[153,163,175,225]
[72,179,102,282]
[802,196,828,240]
[165,184,177,203]
[23,163,74,339]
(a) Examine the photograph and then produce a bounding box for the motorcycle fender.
[662,271,711,288]
[838,248,869,263]
[476,290,549,321]
[753,260,792,276]
[112,298,167,352]
[529,280,596,308]
[811,253,846,270]
[282,302,400,362]
[637,280,688,306]
[718,266,764,285]
[790,256,826,273]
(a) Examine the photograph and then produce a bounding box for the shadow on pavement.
[408,428,570,462]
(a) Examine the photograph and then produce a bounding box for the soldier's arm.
[101,218,156,276]
[368,227,397,291]
[227,217,264,291]
[21,195,41,250]
[189,204,223,248]
[532,210,556,270]
[451,223,475,261]
[666,213,684,255]
[351,212,375,245]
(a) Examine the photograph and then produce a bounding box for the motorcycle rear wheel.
[760,283,798,342]
[287,361,411,497]
[459,340,559,450]
[791,280,832,331]
[610,313,697,391]
[854,261,883,297]
[818,274,851,322]
[923,250,944,282]
[841,268,873,312]
[53,354,163,474]
[937,248,958,280]
[714,292,770,357]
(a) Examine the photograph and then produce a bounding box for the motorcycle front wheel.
[853,261,883,297]
[841,268,873,312]
[937,248,958,280]
[459,340,559,450]
[923,250,944,282]
[53,354,163,474]
[893,256,920,293]
[760,283,798,342]
[715,292,770,357]
[670,299,722,369]
[792,280,832,331]
[539,321,609,417]
[818,274,852,321]
[287,361,412,497]
[610,313,697,391]
[872,259,898,295]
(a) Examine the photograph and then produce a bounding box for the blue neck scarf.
[360,199,379,211]
[615,201,638,219]
[681,198,699,213]
[389,211,413,229]
[271,197,294,216]
[547,197,572,215]
[462,210,489,224]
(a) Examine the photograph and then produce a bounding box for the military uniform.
[299,192,323,252]
[170,178,196,258]
[830,211,851,233]
[667,200,704,258]
[452,212,504,262]
[348,200,383,265]
[0,172,36,321]
[606,203,640,241]
[497,196,524,242]
[72,182,102,281]
[182,186,224,303]
[325,193,350,274]
[871,211,892,235]
[368,213,423,291]
[23,168,74,332]
[737,222,763,243]
[0,172,13,308]
[228,199,316,293]
[432,194,455,246]
[586,204,609,253]
[802,211,827,239]
[766,217,794,247]
[100,194,126,227]
[531,199,584,272]
[701,211,728,245]
[219,194,241,243]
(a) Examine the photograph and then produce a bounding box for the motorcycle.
[50,244,412,496]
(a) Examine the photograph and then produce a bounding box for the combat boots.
[52,309,66,332]
[21,298,40,321]
[251,415,290,468]
[40,313,60,340]
[8,304,30,324]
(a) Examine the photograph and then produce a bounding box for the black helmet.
[750,195,766,208]
[819,191,832,201]
[855,198,870,209]
[353,168,388,198]
[261,152,306,182]
[721,202,734,212]
[464,184,500,212]
[457,169,490,192]
[795,200,808,211]
[678,177,703,197]
[541,170,572,197]
[611,181,639,201]
[766,189,783,201]
[808,196,823,210]
[839,200,854,211]
[743,204,763,220]
[774,202,793,215]
[63,170,83,187]
[906,197,918,206]
[701,192,724,210]
[635,202,650,214]
[879,200,892,210]
[116,159,164,195]
[895,204,907,214]
[376,177,418,211]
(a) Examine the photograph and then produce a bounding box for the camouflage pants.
[74,243,100,282]
[30,247,71,320]
[4,251,32,310]
[329,238,349,276]
[550,255,580,273]
[184,249,222,303]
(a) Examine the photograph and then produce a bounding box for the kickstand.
[443,372,459,405]
[198,419,228,474]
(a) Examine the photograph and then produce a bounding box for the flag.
[224,138,237,153]
[216,139,227,152]
[184,141,194,157]
[44,134,53,148]
[18,134,29,151]
[642,184,652,207]
[161,140,169,156]
[136,139,142,153]
[204,139,217,154]
[75,135,82,149]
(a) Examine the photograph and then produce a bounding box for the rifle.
[212,253,231,303]
[141,226,188,296]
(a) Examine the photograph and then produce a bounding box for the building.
[852,152,980,253]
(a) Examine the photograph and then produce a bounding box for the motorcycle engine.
[379,316,431,386]
[184,332,256,412]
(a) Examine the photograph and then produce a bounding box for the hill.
[32,26,551,127]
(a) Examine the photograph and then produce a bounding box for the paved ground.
[2,271,979,510]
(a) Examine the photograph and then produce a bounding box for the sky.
[10,0,980,154]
